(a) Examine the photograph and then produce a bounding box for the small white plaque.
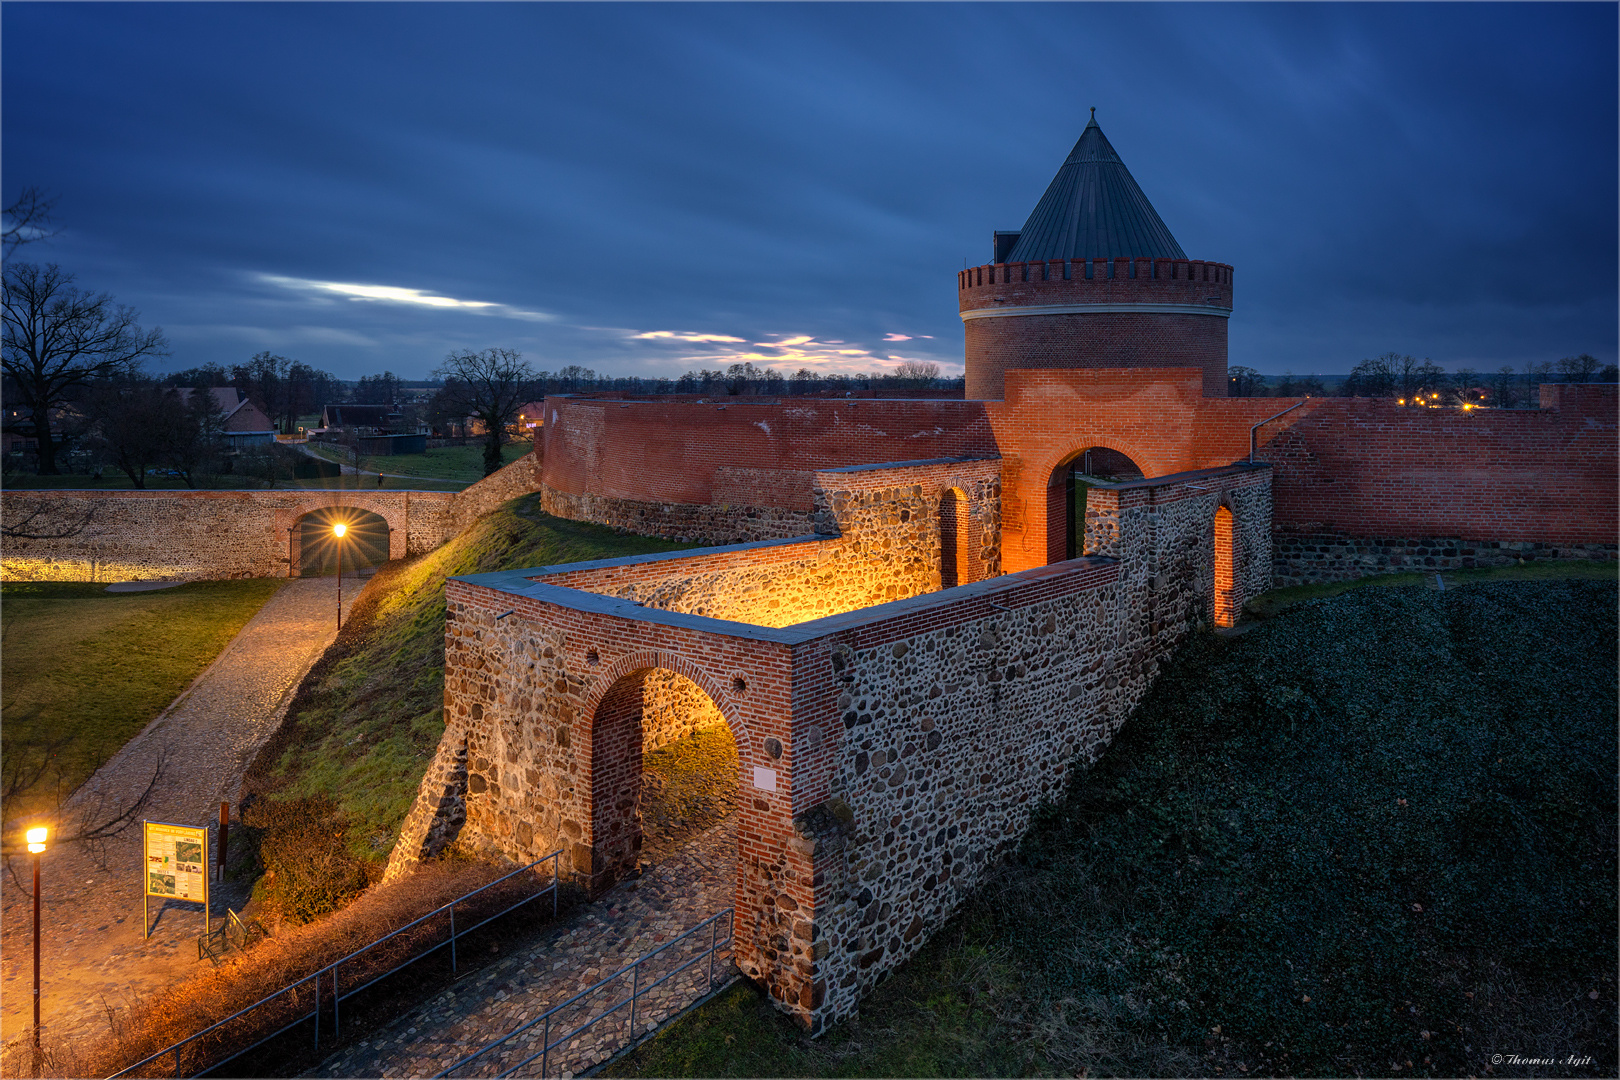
[752,766,778,792]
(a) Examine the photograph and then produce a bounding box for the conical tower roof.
[1003,112,1187,263]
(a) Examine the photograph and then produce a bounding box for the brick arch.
[581,648,752,755]
[279,495,410,570]
[579,650,751,895]
[1040,441,1155,565]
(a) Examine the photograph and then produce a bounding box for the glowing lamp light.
[332,522,347,538]
[25,827,46,854]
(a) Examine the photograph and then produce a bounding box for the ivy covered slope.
[611,578,1617,1078]
[244,495,692,866]
[990,578,1618,1076]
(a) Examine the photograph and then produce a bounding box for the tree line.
[1226,352,1616,405]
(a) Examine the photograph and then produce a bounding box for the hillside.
[238,494,692,920]
[609,578,1618,1078]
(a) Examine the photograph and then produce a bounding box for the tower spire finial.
[1090,106,1095,120]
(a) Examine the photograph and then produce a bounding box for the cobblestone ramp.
[312,815,738,1079]
[0,576,362,1054]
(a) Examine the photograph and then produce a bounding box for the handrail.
[1249,400,1306,464]
[108,851,562,1079]
[436,908,734,1080]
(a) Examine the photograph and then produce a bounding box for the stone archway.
[1044,445,1147,564]
[578,650,754,891]
[281,495,409,575]
[586,666,740,892]
[292,506,391,576]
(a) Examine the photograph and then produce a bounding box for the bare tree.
[1555,353,1601,383]
[1491,365,1519,409]
[2,186,58,259]
[84,379,185,487]
[431,347,537,475]
[3,263,168,473]
[892,360,942,389]
[1226,365,1266,397]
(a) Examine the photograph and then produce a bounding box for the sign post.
[142,820,210,939]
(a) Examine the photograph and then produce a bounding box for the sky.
[3,3,1615,382]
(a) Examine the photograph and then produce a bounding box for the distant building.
[179,387,277,449]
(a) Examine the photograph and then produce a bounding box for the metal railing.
[437,908,735,1079]
[109,852,562,1079]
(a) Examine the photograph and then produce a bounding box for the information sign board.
[142,820,210,939]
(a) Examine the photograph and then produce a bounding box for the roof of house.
[324,404,394,427]
[174,387,277,432]
[1001,112,1187,264]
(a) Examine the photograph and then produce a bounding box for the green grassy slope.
[304,440,531,483]
[242,494,692,872]
[610,579,1618,1078]
[1,579,284,825]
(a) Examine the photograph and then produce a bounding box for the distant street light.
[27,825,47,1071]
[333,522,348,632]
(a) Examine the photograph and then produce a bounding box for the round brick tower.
[960,112,1232,400]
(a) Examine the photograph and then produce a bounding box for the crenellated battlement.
[958,258,1233,313]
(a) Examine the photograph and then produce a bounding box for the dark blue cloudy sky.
[4,2,1614,381]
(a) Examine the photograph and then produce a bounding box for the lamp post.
[333,521,347,631]
[27,825,47,1071]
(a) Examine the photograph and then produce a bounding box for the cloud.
[631,330,748,343]
[258,275,555,322]
[883,333,912,341]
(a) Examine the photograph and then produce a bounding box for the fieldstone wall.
[642,669,728,751]
[539,485,815,546]
[1271,533,1619,587]
[531,458,1004,629]
[0,453,540,582]
[793,464,1273,1025]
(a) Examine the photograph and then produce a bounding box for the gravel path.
[312,815,739,1080]
[0,576,362,1058]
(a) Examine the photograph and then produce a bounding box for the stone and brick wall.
[1263,386,1618,582]
[0,453,541,582]
[529,458,1003,628]
[388,461,1270,1032]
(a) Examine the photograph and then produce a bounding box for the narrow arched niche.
[939,487,970,589]
[1213,504,1238,627]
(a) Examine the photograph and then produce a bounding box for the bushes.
[241,796,372,926]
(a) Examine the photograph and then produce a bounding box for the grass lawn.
[608,578,1618,1078]
[238,494,692,920]
[0,578,285,826]
[303,440,532,484]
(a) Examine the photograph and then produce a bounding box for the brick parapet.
[960,260,1233,400]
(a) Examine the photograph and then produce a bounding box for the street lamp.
[27,825,47,1069]
[333,522,348,632]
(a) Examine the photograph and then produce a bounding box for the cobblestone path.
[0,576,362,1059]
[312,814,738,1080]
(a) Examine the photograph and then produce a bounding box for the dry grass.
[20,858,558,1079]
